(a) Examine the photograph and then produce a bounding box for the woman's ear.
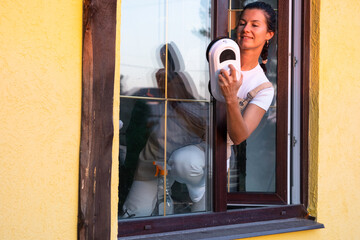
[266,31,275,41]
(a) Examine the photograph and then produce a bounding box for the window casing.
[77,0,312,238]
[225,0,288,206]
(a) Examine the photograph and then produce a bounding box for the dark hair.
[241,1,276,73]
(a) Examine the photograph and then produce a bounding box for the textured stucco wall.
[0,1,83,239]
[308,0,321,218]
[315,0,360,239]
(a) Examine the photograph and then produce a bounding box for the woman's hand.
[218,64,243,104]
[218,64,266,145]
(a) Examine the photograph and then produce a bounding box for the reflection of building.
[1,0,360,240]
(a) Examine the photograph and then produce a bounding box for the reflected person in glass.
[121,42,209,218]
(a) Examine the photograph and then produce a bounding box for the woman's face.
[236,9,274,51]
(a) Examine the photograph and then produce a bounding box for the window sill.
[118,218,324,240]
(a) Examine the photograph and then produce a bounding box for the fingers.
[218,64,237,85]
[229,64,242,82]
[228,64,236,77]
[218,69,229,85]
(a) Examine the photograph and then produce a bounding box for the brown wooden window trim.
[118,204,309,237]
[78,0,117,239]
[77,0,312,239]
[301,0,311,207]
[212,0,231,213]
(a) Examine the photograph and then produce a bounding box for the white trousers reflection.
[122,145,205,218]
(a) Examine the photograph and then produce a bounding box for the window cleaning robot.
[206,38,241,102]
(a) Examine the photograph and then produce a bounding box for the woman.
[220,1,275,148]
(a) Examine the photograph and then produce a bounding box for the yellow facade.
[0,1,83,239]
[1,0,360,239]
[315,0,360,238]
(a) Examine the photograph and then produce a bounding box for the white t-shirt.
[236,64,274,111]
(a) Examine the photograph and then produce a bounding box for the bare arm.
[218,65,265,145]
[227,103,265,144]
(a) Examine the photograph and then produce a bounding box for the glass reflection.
[119,98,165,216]
[119,0,211,218]
[165,101,209,214]
[120,0,211,100]
[119,0,166,96]
[168,0,211,100]
[119,63,210,218]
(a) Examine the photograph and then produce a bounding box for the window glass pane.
[119,97,164,216]
[164,101,210,215]
[119,0,212,219]
[168,1,211,100]
[227,0,277,193]
[119,1,165,97]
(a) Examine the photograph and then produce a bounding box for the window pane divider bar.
[162,0,169,216]
[119,95,210,103]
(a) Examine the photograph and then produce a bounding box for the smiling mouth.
[241,36,253,39]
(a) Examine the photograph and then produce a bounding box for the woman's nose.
[242,23,250,32]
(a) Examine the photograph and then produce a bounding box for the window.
[78,0,315,239]
[225,0,287,205]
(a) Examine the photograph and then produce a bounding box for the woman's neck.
[240,49,261,71]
